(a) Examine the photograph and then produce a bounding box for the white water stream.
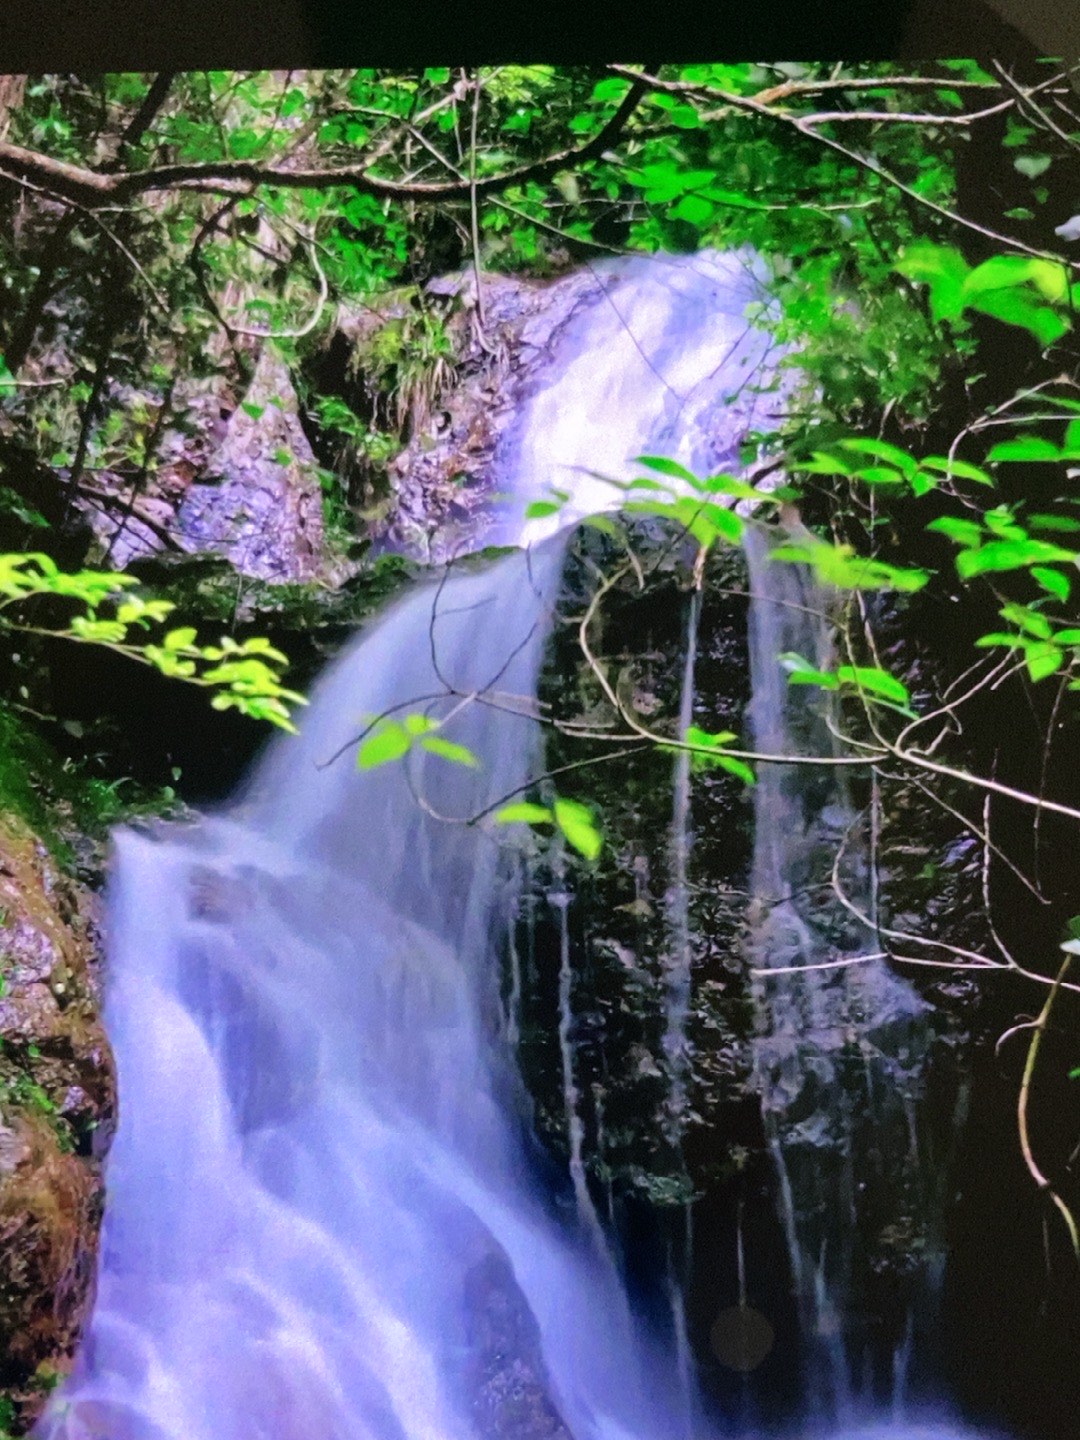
[37,251,987,1440]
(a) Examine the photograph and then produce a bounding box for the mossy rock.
[0,812,115,1434]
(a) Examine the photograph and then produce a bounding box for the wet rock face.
[0,815,115,1432]
[462,1248,573,1440]
[174,350,327,584]
[357,267,607,561]
[90,348,329,584]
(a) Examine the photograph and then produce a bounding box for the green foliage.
[0,553,305,731]
[779,654,916,716]
[895,242,1072,345]
[356,712,479,771]
[494,794,603,860]
[682,725,755,784]
[769,537,931,593]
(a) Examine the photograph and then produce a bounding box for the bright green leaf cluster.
[356,712,480,771]
[0,552,305,731]
[896,243,1072,346]
[494,794,602,860]
[780,653,916,716]
[769,537,930,593]
[682,725,756,784]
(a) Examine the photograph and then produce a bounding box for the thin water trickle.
[742,522,960,1433]
[663,585,703,1137]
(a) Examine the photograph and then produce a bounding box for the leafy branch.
[0,553,305,731]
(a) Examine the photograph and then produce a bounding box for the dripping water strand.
[665,1204,697,1440]
[663,584,703,1141]
[552,862,609,1264]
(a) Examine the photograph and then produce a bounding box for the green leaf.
[241,402,266,420]
[553,797,602,860]
[927,516,984,547]
[163,626,198,651]
[419,735,480,767]
[494,802,554,825]
[974,633,1025,650]
[964,254,1065,300]
[1032,566,1071,601]
[771,540,930,593]
[985,436,1062,462]
[671,194,715,226]
[835,665,912,706]
[779,652,839,688]
[634,455,701,486]
[1023,640,1064,680]
[702,473,772,502]
[957,538,1075,578]
[849,466,906,487]
[836,437,918,477]
[525,499,563,519]
[681,721,729,745]
[403,713,437,736]
[919,455,995,486]
[710,752,754,784]
[1029,513,1080,533]
[895,241,971,323]
[1000,602,1053,639]
[793,450,854,476]
[966,290,1069,347]
[357,721,411,770]
[1014,153,1052,179]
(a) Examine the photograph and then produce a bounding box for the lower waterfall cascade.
[35,251,995,1440]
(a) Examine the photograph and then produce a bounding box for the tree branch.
[0,71,652,212]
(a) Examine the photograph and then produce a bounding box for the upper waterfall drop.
[500,248,786,546]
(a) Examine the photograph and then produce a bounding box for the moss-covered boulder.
[0,814,114,1434]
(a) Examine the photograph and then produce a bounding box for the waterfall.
[36,250,987,1440]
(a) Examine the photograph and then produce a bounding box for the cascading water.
[38,249,987,1440]
[39,538,670,1440]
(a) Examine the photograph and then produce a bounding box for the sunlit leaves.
[356,720,413,769]
[769,538,930,592]
[956,539,1074,580]
[918,455,995,487]
[525,490,569,520]
[1032,566,1072,602]
[493,801,553,825]
[986,434,1080,463]
[494,794,602,859]
[789,438,993,497]
[779,654,915,715]
[895,243,1071,346]
[421,735,481,767]
[895,241,972,324]
[683,725,755,784]
[552,797,603,859]
[357,712,480,771]
[0,554,305,730]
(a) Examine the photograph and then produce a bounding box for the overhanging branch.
[0,71,652,211]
